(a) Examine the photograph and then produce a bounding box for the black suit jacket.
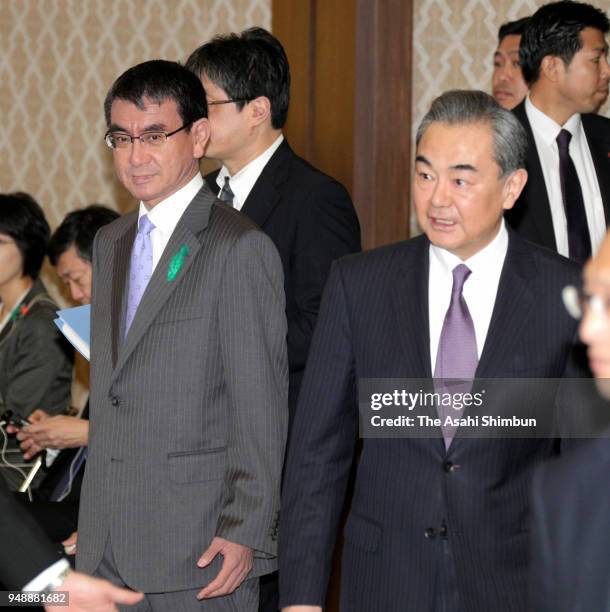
[279,230,587,612]
[206,139,361,416]
[506,101,610,251]
[0,482,61,590]
[531,435,610,612]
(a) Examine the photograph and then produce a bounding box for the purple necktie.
[124,215,155,336]
[434,264,478,448]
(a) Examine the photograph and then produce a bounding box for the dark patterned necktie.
[556,129,591,264]
[219,176,235,206]
[434,264,479,448]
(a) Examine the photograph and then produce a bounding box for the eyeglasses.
[207,98,251,106]
[104,122,192,149]
[562,285,610,320]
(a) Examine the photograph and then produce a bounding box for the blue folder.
[54,304,91,361]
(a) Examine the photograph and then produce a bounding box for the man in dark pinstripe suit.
[76,60,288,611]
[279,91,588,612]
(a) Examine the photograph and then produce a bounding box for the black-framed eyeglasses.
[562,285,610,320]
[104,122,192,149]
[207,98,251,106]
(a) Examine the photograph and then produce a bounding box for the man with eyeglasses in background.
[492,17,530,110]
[531,229,610,612]
[76,59,288,611]
[186,29,361,611]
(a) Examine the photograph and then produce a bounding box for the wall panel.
[0,0,271,228]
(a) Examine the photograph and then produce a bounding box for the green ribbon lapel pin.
[167,245,190,281]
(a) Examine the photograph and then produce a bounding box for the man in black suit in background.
[491,17,530,110]
[186,28,361,422]
[506,1,610,261]
[531,230,610,612]
[279,90,588,612]
[186,31,361,611]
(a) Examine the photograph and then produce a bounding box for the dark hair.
[0,192,50,279]
[186,27,290,129]
[48,205,119,265]
[520,1,609,84]
[416,90,528,178]
[104,60,207,127]
[498,17,530,43]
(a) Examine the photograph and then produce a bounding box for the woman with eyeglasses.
[0,193,73,481]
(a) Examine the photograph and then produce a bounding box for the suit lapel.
[391,237,445,454]
[110,216,137,368]
[513,102,557,250]
[582,114,610,224]
[391,236,432,379]
[240,140,291,228]
[475,230,536,378]
[110,185,215,384]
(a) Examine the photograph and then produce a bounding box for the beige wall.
[0,0,270,229]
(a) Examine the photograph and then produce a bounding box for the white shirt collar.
[216,134,284,210]
[138,172,203,233]
[429,219,509,278]
[525,95,582,147]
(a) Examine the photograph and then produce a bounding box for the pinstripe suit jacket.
[279,230,587,612]
[77,183,288,592]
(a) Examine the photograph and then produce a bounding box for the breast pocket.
[154,306,205,326]
[167,446,227,483]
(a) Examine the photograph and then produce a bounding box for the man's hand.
[17,417,89,459]
[282,608,323,612]
[5,409,49,436]
[196,537,253,599]
[62,531,78,556]
[44,569,143,611]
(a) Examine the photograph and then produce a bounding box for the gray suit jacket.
[77,183,288,592]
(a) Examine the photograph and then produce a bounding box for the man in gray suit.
[76,60,288,611]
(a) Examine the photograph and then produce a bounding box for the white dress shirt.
[428,221,509,372]
[216,134,284,210]
[138,173,203,272]
[525,96,605,257]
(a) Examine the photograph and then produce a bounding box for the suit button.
[439,523,448,538]
[443,461,454,472]
[424,527,436,539]
[111,396,119,407]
